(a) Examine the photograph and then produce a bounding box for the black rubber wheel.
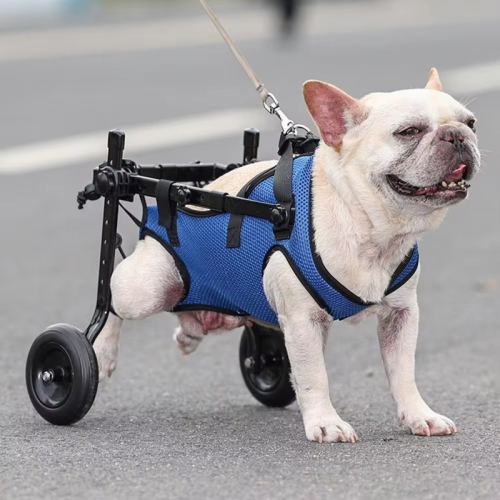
[239,325,295,408]
[26,324,99,426]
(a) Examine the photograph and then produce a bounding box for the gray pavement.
[0,2,499,499]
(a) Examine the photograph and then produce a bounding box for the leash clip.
[262,92,311,137]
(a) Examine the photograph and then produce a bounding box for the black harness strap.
[151,133,319,250]
[226,166,277,249]
[226,180,249,249]
[272,139,294,240]
[226,212,245,249]
[156,179,180,246]
[225,133,319,248]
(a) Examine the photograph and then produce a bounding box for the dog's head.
[304,69,480,215]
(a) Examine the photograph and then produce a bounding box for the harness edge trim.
[262,245,332,320]
[140,228,191,303]
[385,251,420,296]
[172,304,250,316]
[307,174,417,308]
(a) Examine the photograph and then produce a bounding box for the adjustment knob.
[176,187,191,206]
[271,207,287,225]
[95,172,113,195]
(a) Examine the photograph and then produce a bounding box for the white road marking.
[0,108,269,175]
[442,61,500,96]
[1,57,497,175]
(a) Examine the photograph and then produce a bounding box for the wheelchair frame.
[25,126,319,425]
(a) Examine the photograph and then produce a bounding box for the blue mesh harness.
[142,154,419,325]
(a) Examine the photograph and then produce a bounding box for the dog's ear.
[425,68,443,91]
[303,80,366,149]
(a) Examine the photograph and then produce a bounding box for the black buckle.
[278,132,320,156]
[272,205,295,240]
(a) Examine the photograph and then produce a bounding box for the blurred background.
[0,1,499,499]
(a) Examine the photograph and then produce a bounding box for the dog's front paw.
[304,415,358,443]
[399,410,457,437]
[93,336,119,381]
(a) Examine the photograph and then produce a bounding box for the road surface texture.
[0,1,499,499]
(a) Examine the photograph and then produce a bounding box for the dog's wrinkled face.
[359,88,479,209]
[303,69,480,214]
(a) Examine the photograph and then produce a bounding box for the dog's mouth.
[386,164,470,200]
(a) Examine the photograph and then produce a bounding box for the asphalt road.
[0,2,499,499]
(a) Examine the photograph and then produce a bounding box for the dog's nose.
[440,126,465,150]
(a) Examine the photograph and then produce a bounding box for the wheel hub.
[32,343,73,409]
[245,339,285,392]
[239,326,296,408]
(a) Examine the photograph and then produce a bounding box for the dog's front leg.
[377,273,457,436]
[264,252,358,443]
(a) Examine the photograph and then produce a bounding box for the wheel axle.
[244,357,255,369]
[41,370,54,383]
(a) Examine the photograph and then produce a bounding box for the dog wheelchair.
[25,119,320,426]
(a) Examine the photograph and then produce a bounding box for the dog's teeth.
[449,182,456,188]
[441,181,448,188]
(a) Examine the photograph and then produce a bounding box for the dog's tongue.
[444,164,467,183]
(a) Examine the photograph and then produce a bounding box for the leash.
[199,0,310,138]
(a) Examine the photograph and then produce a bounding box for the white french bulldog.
[94,68,479,443]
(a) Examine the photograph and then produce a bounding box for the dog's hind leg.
[93,313,123,381]
[112,236,184,319]
[173,312,205,355]
[94,236,184,380]
[173,311,249,355]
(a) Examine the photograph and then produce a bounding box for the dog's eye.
[398,127,421,137]
[467,119,476,131]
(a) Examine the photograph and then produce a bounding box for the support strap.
[226,183,248,248]
[156,180,180,246]
[272,139,294,240]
